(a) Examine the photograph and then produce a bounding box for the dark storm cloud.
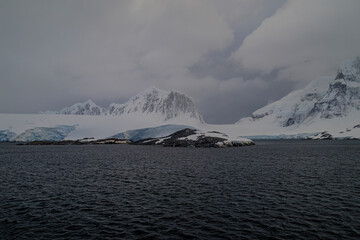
[0,0,358,124]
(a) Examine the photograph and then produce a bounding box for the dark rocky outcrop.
[21,138,130,145]
[305,131,334,140]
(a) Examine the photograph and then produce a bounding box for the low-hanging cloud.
[1,0,233,111]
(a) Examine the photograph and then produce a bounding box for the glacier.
[15,125,76,142]
[0,130,17,142]
[240,133,320,140]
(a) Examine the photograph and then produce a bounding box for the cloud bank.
[0,0,359,123]
[232,0,360,85]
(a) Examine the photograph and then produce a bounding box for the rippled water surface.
[0,141,360,239]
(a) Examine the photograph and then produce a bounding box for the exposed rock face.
[335,56,360,82]
[308,58,360,119]
[108,87,204,123]
[305,131,334,140]
[133,128,254,148]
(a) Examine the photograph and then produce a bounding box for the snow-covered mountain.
[107,87,204,123]
[237,57,360,127]
[228,57,360,139]
[238,76,332,127]
[46,87,204,124]
[0,88,205,142]
[309,57,360,119]
[44,99,106,116]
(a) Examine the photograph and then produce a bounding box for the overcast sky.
[1,0,359,123]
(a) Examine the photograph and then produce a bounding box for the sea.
[0,140,359,239]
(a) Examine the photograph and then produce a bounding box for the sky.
[1,0,360,124]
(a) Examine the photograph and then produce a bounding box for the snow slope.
[205,107,360,140]
[237,76,332,127]
[237,57,360,124]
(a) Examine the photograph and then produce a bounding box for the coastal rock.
[305,131,334,140]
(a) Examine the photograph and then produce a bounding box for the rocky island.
[134,128,254,147]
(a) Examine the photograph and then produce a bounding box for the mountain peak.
[129,86,168,102]
[335,56,360,82]
[84,99,96,105]
[55,99,106,116]
[143,86,164,93]
[310,57,360,119]
[110,87,204,123]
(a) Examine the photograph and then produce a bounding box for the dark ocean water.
[0,141,359,240]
